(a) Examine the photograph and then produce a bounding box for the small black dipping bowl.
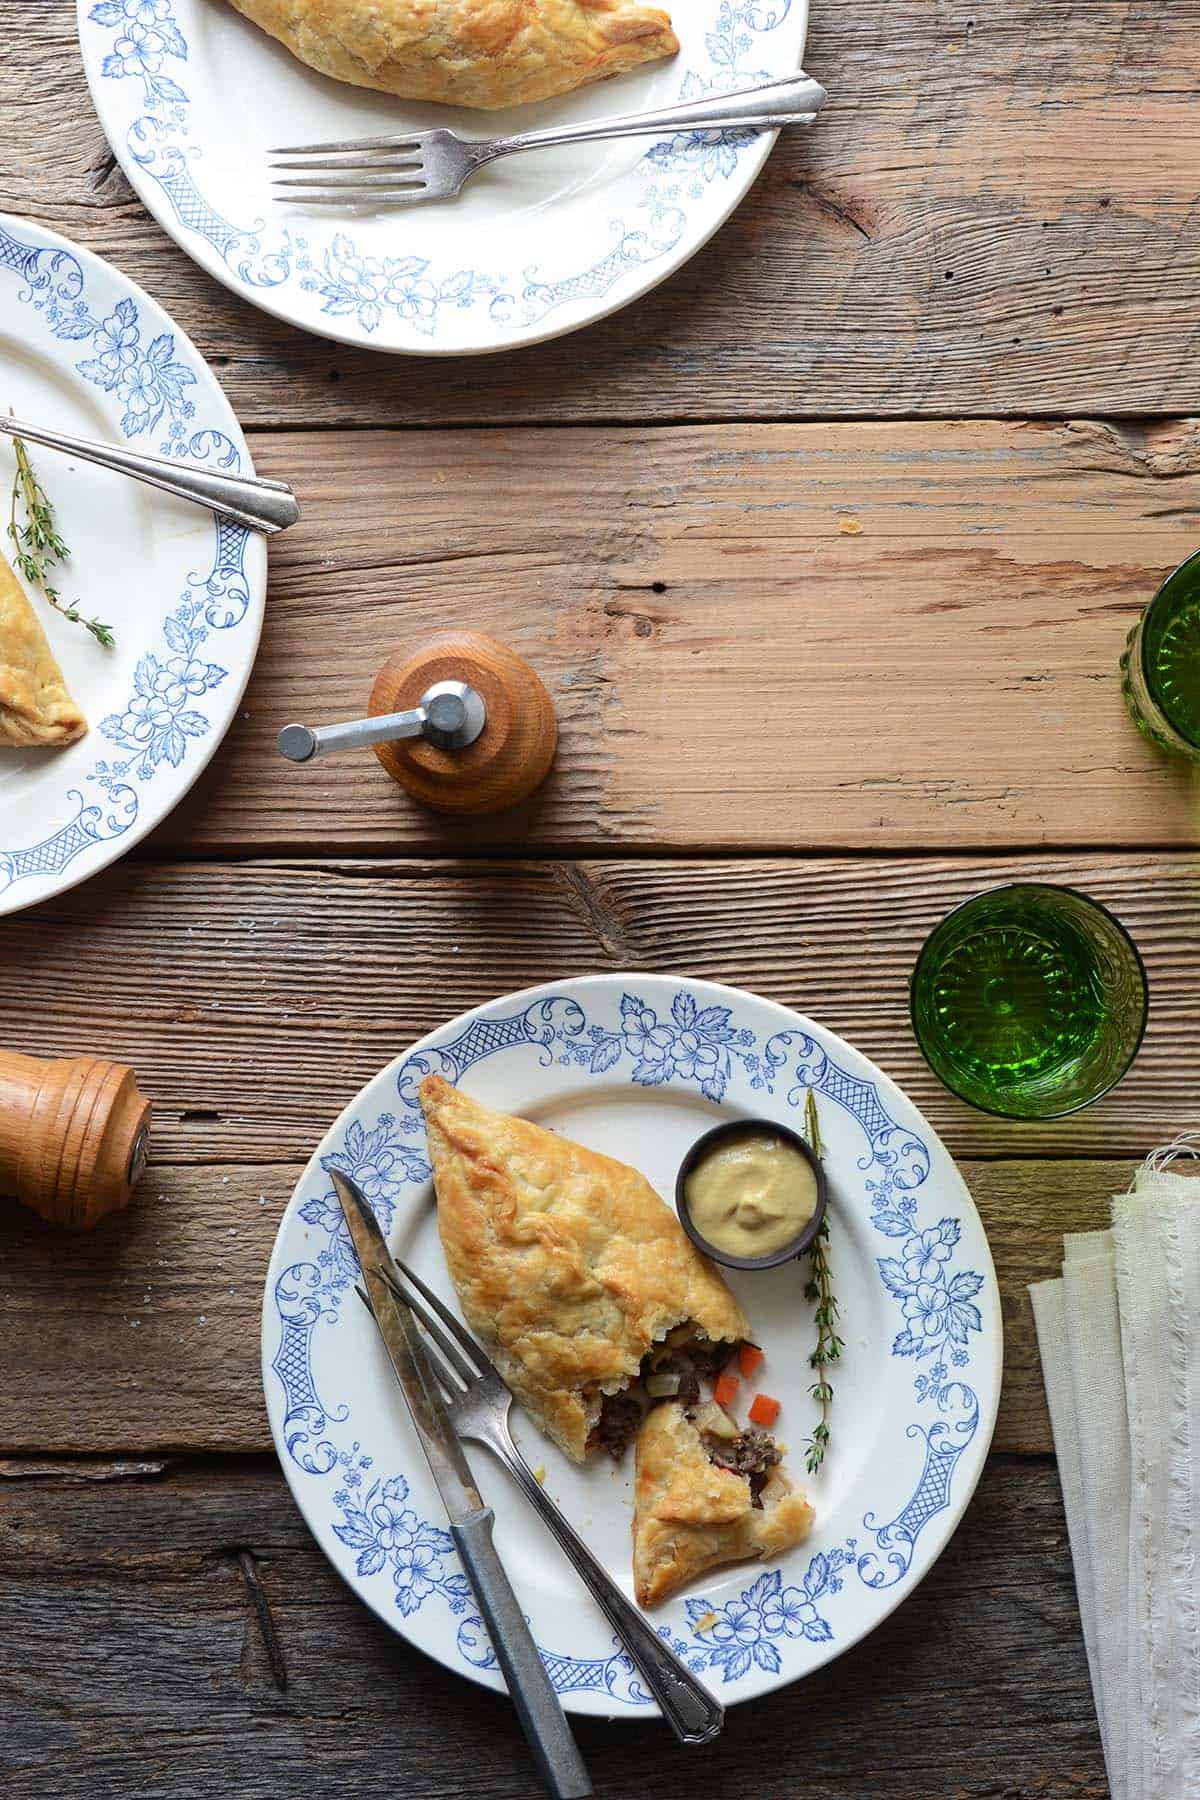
[675,1118,829,1271]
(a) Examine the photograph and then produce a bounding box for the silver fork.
[357,1260,724,1744]
[271,70,827,208]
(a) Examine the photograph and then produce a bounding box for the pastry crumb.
[693,1610,719,1633]
[533,1466,547,1485]
[838,516,863,536]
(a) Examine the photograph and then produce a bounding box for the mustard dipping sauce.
[684,1128,818,1259]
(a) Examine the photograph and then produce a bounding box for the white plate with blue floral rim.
[262,974,1002,1714]
[77,0,809,356]
[0,212,266,917]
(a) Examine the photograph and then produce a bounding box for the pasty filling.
[700,1421,782,1505]
[587,1327,745,1460]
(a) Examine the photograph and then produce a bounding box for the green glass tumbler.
[1121,548,1200,760]
[910,883,1148,1119]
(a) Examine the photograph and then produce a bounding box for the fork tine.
[376,1266,478,1387]
[391,1257,493,1377]
[271,154,424,173]
[272,186,429,208]
[272,172,426,190]
[270,134,422,154]
[354,1282,468,1398]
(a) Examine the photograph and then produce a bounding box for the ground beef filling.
[586,1333,743,1459]
[704,1426,782,1507]
[592,1389,643,1460]
[688,1339,740,1386]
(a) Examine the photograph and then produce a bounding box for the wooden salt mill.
[278,631,557,814]
[0,1050,151,1229]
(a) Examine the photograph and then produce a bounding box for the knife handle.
[451,1509,592,1800]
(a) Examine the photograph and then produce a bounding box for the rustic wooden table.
[3,2,1199,1794]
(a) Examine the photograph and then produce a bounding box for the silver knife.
[332,1170,592,1800]
[0,415,300,535]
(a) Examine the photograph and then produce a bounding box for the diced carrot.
[713,1371,740,1407]
[748,1393,780,1428]
[738,1343,764,1378]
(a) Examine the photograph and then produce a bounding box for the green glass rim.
[909,880,1150,1121]
[1139,545,1200,750]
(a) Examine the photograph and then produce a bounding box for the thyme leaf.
[802,1088,843,1475]
[8,436,114,648]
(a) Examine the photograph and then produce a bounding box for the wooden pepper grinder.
[278,631,557,815]
[0,1050,151,1229]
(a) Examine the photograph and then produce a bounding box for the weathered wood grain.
[0,1152,1123,1455]
[3,8,1189,1794]
[0,1455,1103,1799]
[5,1,1198,423]
[0,854,1191,1163]
[150,420,1200,855]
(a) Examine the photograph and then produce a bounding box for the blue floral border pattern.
[84,0,793,340]
[0,218,254,900]
[270,987,987,1696]
[460,1551,858,1695]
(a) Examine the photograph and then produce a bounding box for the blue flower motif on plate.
[585,989,754,1101]
[679,1552,855,1681]
[297,236,513,340]
[91,0,189,108]
[322,1114,432,1211]
[879,1221,985,1368]
[295,1116,433,1302]
[78,297,197,440]
[100,597,226,775]
[333,1463,471,1618]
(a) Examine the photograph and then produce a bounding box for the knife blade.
[333,1168,483,1521]
[331,1169,592,1800]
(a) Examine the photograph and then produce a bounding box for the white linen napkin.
[1030,1140,1200,1800]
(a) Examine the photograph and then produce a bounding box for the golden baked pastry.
[419,1073,749,1462]
[0,551,86,748]
[632,1400,815,1606]
[225,0,679,109]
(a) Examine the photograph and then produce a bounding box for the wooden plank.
[0,1151,1117,1456]
[6,1,1198,424]
[0,1456,1103,1798]
[152,420,1200,854]
[0,853,1191,1163]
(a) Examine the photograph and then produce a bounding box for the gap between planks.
[232,410,1200,436]
[130,838,1200,864]
[147,417,1200,857]
[1,851,1194,1162]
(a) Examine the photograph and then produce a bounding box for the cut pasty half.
[0,551,87,748]
[226,0,679,110]
[419,1074,749,1462]
[633,1400,815,1607]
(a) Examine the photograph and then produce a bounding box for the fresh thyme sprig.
[802,1087,843,1476]
[8,436,115,648]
